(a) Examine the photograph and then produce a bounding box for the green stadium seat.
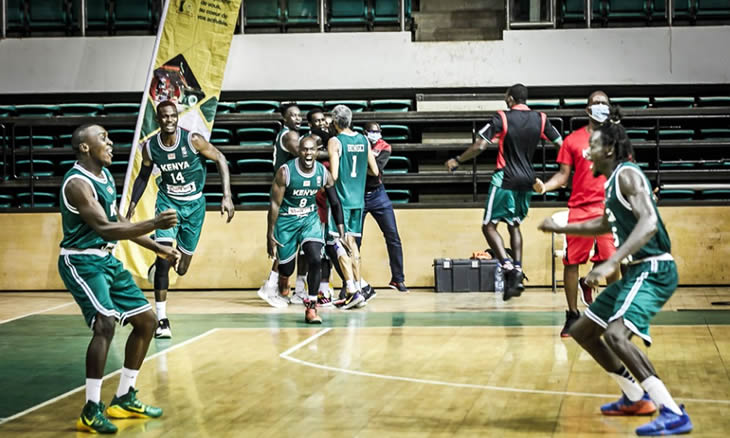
[71,0,111,31]
[658,161,695,169]
[103,103,140,116]
[386,189,411,204]
[0,105,16,117]
[236,127,277,146]
[216,102,236,115]
[210,128,234,145]
[652,97,695,108]
[696,0,730,17]
[295,101,325,113]
[59,134,73,148]
[7,0,29,34]
[383,155,410,174]
[697,96,730,107]
[329,0,369,24]
[18,191,57,207]
[561,98,587,108]
[59,159,77,172]
[369,99,413,112]
[701,189,730,200]
[612,97,650,109]
[236,158,274,174]
[60,103,104,116]
[287,0,319,25]
[381,124,410,142]
[527,99,560,110]
[27,0,71,32]
[245,0,282,25]
[652,0,693,19]
[204,192,224,206]
[658,189,694,200]
[14,135,55,148]
[561,0,603,22]
[108,129,136,148]
[17,159,55,177]
[235,100,280,113]
[113,0,154,30]
[15,104,61,117]
[324,100,368,112]
[657,129,695,141]
[109,160,129,175]
[701,128,730,140]
[532,191,560,200]
[625,129,650,141]
[237,192,270,206]
[636,162,650,169]
[533,163,559,171]
[205,159,232,174]
[606,0,649,20]
[373,0,411,24]
[0,194,14,208]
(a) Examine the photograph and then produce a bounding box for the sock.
[155,301,167,320]
[641,375,682,415]
[295,275,306,294]
[308,293,318,303]
[346,279,357,293]
[86,378,102,403]
[267,270,278,285]
[359,278,369,288]
[116,368,140,397]
[500,258,514,270]
[319,282,330,294]
[514,261,522,271]
[609,366,644,402]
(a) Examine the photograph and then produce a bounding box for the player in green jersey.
[267,136,346,323]
[59,124,179,434]
[539,107,692,436]
[126,100,234,338]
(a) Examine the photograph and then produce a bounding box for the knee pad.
[154,257,170,290]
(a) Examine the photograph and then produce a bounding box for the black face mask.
[311,127,330,146]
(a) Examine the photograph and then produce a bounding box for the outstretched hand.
[445,158,459,172]
[221,196,234,223]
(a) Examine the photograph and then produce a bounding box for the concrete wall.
[1,26,729,95]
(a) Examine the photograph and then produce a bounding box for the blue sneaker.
[636,404,692,436]
[601,392,656,416]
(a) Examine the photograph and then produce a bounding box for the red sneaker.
[579,277,595,306]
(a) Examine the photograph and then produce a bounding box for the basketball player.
[126,100,234,338]
[59,124,179,433]
[539,108,692,436]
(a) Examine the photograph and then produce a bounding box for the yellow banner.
[117,0,241,284]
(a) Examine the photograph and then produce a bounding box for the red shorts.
[564,206,616,266]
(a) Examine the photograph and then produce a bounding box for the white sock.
[319,282,330,294]
[116,368,140,397]
[359,278,369,288]
[267,270,278,285]
[295,275,306,293]
[86,378,102,403]
[641,375,682,415]
[308,294,318,303]
[346,280,357,293]
[609,367,644,402]
[155,301,167,320]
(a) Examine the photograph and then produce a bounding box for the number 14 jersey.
[146,127,206,200]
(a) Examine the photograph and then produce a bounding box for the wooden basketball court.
[1,288,729,437]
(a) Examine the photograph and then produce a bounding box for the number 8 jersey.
[146,127,206,200]
[332,131,368,210]
[280,159,327,217]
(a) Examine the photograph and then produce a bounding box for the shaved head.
[71,124,98,153]
[588,91,609,105]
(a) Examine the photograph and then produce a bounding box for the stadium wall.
[1,206,728,291]
[0,27,729,95]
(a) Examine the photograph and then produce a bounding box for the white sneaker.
[257,282,288,309]
[147,264,156,285]
[289,290,307,305]
[154,318,172,339]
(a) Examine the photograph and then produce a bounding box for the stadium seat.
[210,128,234,145]
[244,0,282,25]
[612,97,650,109]
[658,189,694,200]
[294,101,325,113]
[205,159,232,174]
[701,189,730,200]
[625,129,650,140]
[71,0,111,31]
[236,127,277,146]
[369,99,413,112]
[299,125,311,136]
[696,0,730,17]
[287,0,319,25]
[0,105,15,117]
[560,0,603,23]
[18,191,57,207]
[103,103,140,116]
[329,0,369,25]
[216,102,236,115]
[701,128,730,140]
[236,158,274,174]
[108,161,129,175]
[527,99,560,110]
[108,129,136,148]
[7,0,29,34]
[324,100,368,112]
[204,192,224,206]
[15,104,61,117]
[386,189,411,204]
[381,124,410,142]
[657,129,695,141]
[235,100,280,113]
[237,192,270,206]
[59,134,74,148]
[605,0,650,21]
[697,96,730,107]
[113,0,154,30]
[0,194,14,208]
[652,97,695,108]
[27,0,72,33]
[533,163,559,171]
[59,159,77,172]
[14,135,55,148]
[561,98,587,108]
[59,103,104,116]
[532,191,560,200]
[383,155,410,174]
[652,0,693,20]
[658,161,695,169]
[16,159,55,177]
[373,0,411,24]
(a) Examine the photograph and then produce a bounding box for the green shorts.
[326,207,363,243]
[483,184,531,225]
[585,257,678,346]
[58,252,151,328]
[155,192,206,255]
[274,213,325,264]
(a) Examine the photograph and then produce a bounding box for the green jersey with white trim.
[60,163,118,249]
[604,161,671,262]
[333,131,368,209]
[273,126,297,174]
[146,127,206,199]
[280,159,327,217]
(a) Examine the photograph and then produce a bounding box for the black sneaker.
[560,310,580,338]
[503,269,524,301]
[388,281,409,293]
[154,318,172,339]
[357,285,377,308]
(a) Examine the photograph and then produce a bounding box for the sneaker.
[154,318,172,339]
[257,281,289,309]
[388,281,409,293]
[579,277,595,306]
[304,300,322,324]
[341,291,364,310]
[560,310,580,338]
[357,285,377,308]
[289,289,307,305]
[601,392,657,416]
[77,401,118,434]
[147,264,155,285]
[106,387,163,419]
[636,404,692,436]
[503,269,524,301]
[317,291,333,307]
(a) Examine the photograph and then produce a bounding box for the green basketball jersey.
[280,159,326,217]
[604,161,671,262]
[333,131,368,209]
[146,127,206,200]
[60,163,118,249]
[273,126,297,174]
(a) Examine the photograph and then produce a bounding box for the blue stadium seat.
[237,192,270,206]
[386,189,411,204]
[60,103,104,116]
[235,100,280,113]
[324,100,368,112]
[287,0,319,25]
[329,0,369,25]
[245,0,282,25]
[236,158,274,174]
[369,99,413,112]
[236,127,277,146]
[18,191,57,207]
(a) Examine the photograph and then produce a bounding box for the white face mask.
[366,132,382,143]
[588,103,610,123]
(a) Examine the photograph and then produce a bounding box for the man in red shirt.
[535,91,620,337]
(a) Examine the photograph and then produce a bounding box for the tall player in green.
[267,136,346,323]
[126,100,235,338]
[327,105,379,309]
[59,124,180,433]
[539,108,692,436]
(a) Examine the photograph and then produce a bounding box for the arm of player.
[324,169,346,242]
[366,142,379,177]
[117,213,180,266]
[282,130,300,157]
[126,146,153,219]
[192,133,234,223]
[66,179,178,241]
[327,137,340,181]
[445,138,489,172]
[535,163,572,194]
[538,211,610,237]
[266,167,286,259]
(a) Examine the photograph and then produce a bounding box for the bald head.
[588,91,609,106]
[71,124,98,153]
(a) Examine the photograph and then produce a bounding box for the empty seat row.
[528,96,730,110]
[559,0,730,25]
[0,103,139,118]
[245,0,411,28]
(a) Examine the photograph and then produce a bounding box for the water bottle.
[494,264,504,294]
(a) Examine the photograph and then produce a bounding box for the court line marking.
[0,328,220,426]
[279,327,730,405]
[0,302,75,325]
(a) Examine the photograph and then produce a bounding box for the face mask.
[588,103,610,123]
[367,132,382,143]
